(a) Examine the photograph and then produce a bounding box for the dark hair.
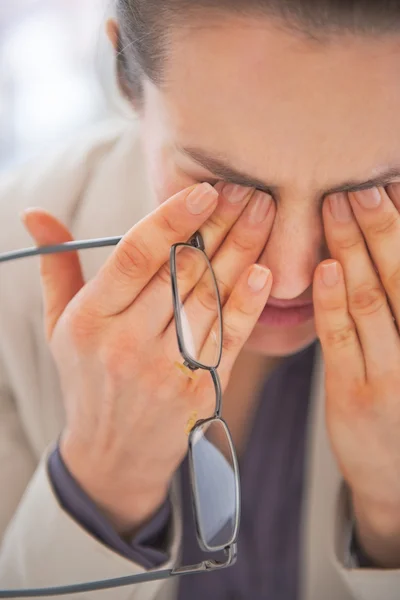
[116,0,400,102]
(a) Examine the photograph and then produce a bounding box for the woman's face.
[137,15,400,357]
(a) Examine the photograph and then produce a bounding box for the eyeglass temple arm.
[0,237,123,264]
[0,545,238,598]
[0,230,208,265]
[0,569,172,598]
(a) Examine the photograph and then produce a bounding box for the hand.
[23,182,274,534]
[313,184,400,567]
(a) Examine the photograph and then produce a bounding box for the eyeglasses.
[0,232,240,598]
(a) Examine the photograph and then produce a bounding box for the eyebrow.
[179,146,400,198]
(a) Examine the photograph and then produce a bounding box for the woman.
[1,1,400,598]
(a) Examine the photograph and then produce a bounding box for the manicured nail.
[329,193,353,223]
[321,261,339,287]
[249,191,273,224]
[248,265,271,292]
[223,183,253,204]
[354,187,381,209]
[186,183,219,215]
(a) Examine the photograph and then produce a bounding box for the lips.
[266,297,314,309]
[258,297,315,327]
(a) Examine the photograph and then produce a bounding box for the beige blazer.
[0,120,398,600]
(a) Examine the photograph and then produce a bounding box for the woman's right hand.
[22,182,275,534]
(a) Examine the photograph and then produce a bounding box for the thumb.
[21,209,85,340]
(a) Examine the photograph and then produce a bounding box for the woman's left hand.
[313,183,400,567]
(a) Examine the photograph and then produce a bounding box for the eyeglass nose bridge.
[182,360,222,418]
[180,355,222,420]
[209,367,222,419]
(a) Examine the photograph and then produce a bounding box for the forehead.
[156,16,400,192]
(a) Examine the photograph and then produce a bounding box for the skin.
[22,14,400,569]
[137,17,400,360]
[136,21,400,564]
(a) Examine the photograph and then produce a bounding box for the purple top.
[48,342,372,599]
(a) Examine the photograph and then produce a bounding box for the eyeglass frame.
[0,231,240,598]
[170,231,241,554]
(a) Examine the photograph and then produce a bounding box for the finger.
[200,181,256,254]
[323,193,400,376]
[349,185,400,326]
[21,209,85,340]
[164,191,274,351]
[201,264,272,377]
[85,182,219,317]
[192,189,274,308]
[132,183,257,336]
[313,259,365,384]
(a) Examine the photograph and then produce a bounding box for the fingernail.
[329,193,353,223]
[354,187,382,209]
[223,183,253,204]
[249,191,273,224]
[248,265,271,292]
[20,207,39,223]
[213,181,225,194]
[388,183,400,208]
[321,261,339,287]
[186,183,219,215]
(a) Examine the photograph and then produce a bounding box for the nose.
[258,204,325,300]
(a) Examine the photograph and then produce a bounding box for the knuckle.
[161,251,204,292]
[229,234,257,254]
[231,296,257,317]
[114,237,153,278]
[324,323,356,350]
[366,213,399,237]
[205,213,228,233]
[212,276,230,304]
[175,248,198,282]
[157,212,184,239]
[218,278,232,305]
[336,236,362,253]
[66,310,97,347]
[156,262,173,286]
[383,264,400,296]
[318,294,343,312]
[221,322,243,353]
[194,279,219,312]
[348,283,386,317]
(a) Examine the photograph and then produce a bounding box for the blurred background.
[0,0,119,170]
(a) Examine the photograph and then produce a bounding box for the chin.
[244,318,318,357]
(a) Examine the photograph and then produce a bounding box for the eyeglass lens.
[174,245,221,368]
[190,419,239,551]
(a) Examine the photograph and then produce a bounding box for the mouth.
[258,297,315,328]
[267,297,313,309]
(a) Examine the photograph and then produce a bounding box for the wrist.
[353,493,400,568]
[354,493,400,535]
[59,434,170,536]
